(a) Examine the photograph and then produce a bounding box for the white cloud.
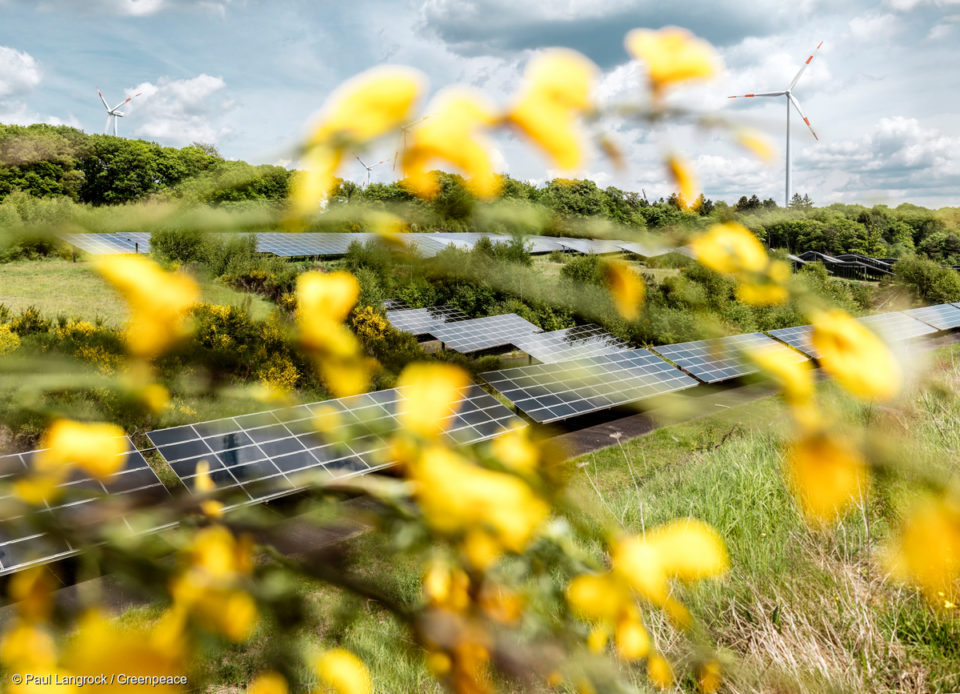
[128,74,232,145]
[926,20,956,38]
[885,0,960,11]
[0,46,41,98]
[848,13,901,41]
[36,0,230,16]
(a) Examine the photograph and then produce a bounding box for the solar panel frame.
[480,348,698,423]
[0,441,171,576]
[652,332,808,383]
[766,325,819,359]
[512,324,631,364]
[856,311,938,341]
[428,313,542,353]
[385,305,470,336]
[147,385,521,508]
[902,304,960,331]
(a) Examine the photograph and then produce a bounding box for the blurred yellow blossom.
[35,418,127,482]
[748,344,815,406]
[424,561,470,612]
[402,89,501,199]
[667,154,700,210]
[94,254,199,358]
[9,567,54,623]
[566,572,630,623]
[699,659,722,693]
[290,146,342,216]
[12,474,60,505]
[884,495,960,601]
[181,525,254,581]
[194,460,224,519]
[410,445,549,558]
[625,27,718,94]
[314,648,372,694]
[614,612,650,660]
[586,625,610,653]
[647,652,675,689]
[248,672,289,694]
[0,620,57,672]
[786,429,869,524]
[736,280,789,306]
[491,423,538,473]
[603,259,646,320]
[396,362,470,438]
[477,582,524,624]
[691,223,768,275]
[507,49,597,170]
[736,129,776,163]
[462,528,502,570]
[811,308,901,401]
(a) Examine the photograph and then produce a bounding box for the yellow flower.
[884,495,960,602]
[13,474,61,505]
[290,146,343,216]
[614,613,650,660]
[423,561,470,611]
[736,280,788,306]
[625,27,718,94]
[690,223,768,275]
[0,323,21,354]
[699,659,722,693]
[586,625,609,653]
[646,653,675,690]
[667,154,700,210]
[297,271,359,331]
[736,129,776,163]
[314,648,372,694]
[785,429,869,524]
[811,308,901,401]
[308,66,423,146]
[194,460,224,519]
[0,620,57,672]
[565,572,630,623]
[612,519,728,606]
[402,89,501,199]
[507,49,597,170]
[462,528,502,570]
[61,610,187,693]
[396,362,470,438]
[141,383,171,414]
[490,423,538,473]
[248,672,289,694]
[182,525,254,581]
[94,255,199,358]
[34,418,127,481]
[8,567,54,623]
[410,445,549,554]
[748,344,814,405]
[602,259,646,320]
[478,582,524,624]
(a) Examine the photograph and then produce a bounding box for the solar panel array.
[652,332,808,383]
[254,233,375,257]
[903,303,960,331]
[385,305,469,336]
[512,324,630,364]
[767,325,819,359]
[63,233,152,255]
[480,349,699,423]
[857,311,940,341]
[0,442,169,576]
[146,385,520,507]
[428,313,542,353]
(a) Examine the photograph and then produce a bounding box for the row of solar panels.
[62,232,687,259]
[5,302,960,576]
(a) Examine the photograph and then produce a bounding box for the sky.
[1,0,959,207]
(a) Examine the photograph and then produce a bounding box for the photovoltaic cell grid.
[0,442,169,576]
[385,305,469,336]
[480,349,699,423]
[652,332,808,383]
[429,313,542,352]
[63,233,151,255]
[146,385,521,507]
[255,233,375,257]
[903,304,960,331]
[512,324,630,364]
[767,325,819,359]
[856,312,938,341]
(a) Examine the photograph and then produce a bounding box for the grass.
[0,259,274,325]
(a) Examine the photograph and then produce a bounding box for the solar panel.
[856,311,938,341]
[903,304,960,331]
[428,313,542,353]
[383,298,410,310]
[480,349,698,423]
[525,236,567,254]
[652,332,808,383]
[512,324,631,364]
[556,238,620,254]
[385,305,469,336]
[767,325,819,359]
[255,233,375,257]
[146,385,520,508]
[62,233,151,255]
[0,441,170,576]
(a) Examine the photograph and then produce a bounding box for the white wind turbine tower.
[393,116,429,172]
[98,87,142,137]
[728,42,822,206]
[355,155,385,188]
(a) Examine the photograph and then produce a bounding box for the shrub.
[9,305,50,335]
[559,254,603,285]
[894,255,960,304]
[0,324,20,354]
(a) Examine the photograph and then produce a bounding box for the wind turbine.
[355,155,385,188]
[98,87,142,137]
[728,42,822,207]
[393,116,429,172]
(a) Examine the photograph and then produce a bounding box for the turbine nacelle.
[97,87,142,137]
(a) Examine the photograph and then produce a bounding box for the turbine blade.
[97,87,109,110]
[789,41,823,91]
[728,91,785,98]
[356,154,367,168]
[393,150,399,172]
[788,93,819,141]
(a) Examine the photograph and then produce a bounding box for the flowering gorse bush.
[0,24,958,694]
